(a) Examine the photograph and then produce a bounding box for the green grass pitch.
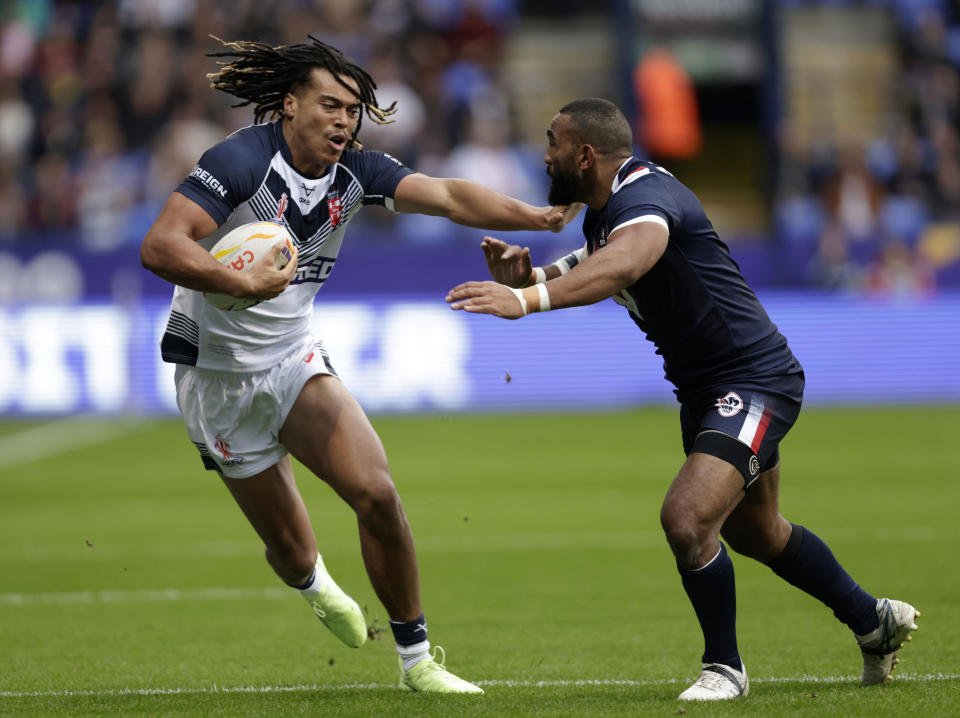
[1,407,958,717]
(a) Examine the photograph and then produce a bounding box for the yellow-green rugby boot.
[399,646,483,694]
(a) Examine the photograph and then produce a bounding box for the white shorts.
[174,338,336,479]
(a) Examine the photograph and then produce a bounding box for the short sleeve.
[608,174,680,236]
[175,131,267,225]
[349,150,414,211]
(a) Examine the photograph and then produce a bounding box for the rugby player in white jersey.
[140,36,577,694]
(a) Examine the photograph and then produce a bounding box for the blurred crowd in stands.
[1,0,959,293]
[774,0,960,292]
[0,0,545,249]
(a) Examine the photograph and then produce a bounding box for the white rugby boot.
[678,662,749,700]
[856,598,920,685]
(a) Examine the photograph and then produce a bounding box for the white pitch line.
[1,674,957,698]
[0,416,146,471]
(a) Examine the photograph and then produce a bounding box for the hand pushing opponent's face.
[545,113,588,206]
[283,67,362,175]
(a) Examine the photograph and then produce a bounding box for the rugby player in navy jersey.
[140,36,579,695]
[447,98,919,700]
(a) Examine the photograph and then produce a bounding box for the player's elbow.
[140,232,167,275]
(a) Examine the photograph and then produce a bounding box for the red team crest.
[214,433,245,466]
[214,433,232,459]
[327,189,343,227]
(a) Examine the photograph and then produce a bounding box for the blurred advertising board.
[0,293,958,417]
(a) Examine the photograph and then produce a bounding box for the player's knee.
[661,511,700,563]
[352,473,402,523]
[661,525,704,566]
[661,501,719,566]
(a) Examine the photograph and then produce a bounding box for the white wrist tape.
[508,287,528,316]
[552,259,571,276]
[535,282,551,312]
[530,267,547,284]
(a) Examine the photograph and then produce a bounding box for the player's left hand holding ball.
[204,221,299,310]
[242,240,299,301]
[446,281,526,319]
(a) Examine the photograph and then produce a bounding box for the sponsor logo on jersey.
[748,455,760,477]
[714,391,743,417]
[327,188,343,227]
[190,165,228,198]
[291,255,336,285]
[301,182,315,196]
[214,434,246,466]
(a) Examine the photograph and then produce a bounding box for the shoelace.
[424,645,447,670]
[696,671,727,692]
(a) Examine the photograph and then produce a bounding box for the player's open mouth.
[329,134,347,151]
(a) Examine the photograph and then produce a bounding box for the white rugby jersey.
[160,120,412,371]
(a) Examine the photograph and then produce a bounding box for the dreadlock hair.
[206,35,397,150]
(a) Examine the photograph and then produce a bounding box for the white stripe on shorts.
[737,397,765,447]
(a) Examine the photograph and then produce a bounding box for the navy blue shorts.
[680,375,804,487]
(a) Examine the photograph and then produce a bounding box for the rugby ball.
[203,221,295,311]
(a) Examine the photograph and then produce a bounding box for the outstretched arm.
[140,192,297,300]
[393,173,582,233]
[481,236,585,287]
[446,221,668,318]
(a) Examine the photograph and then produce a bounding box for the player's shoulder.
[606,158,682,214]
[612,158,676,195]
[335,148,413,198]
[217,121,277,158]
[197,121,277,178]
[338,147,406,173]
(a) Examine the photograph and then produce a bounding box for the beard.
[548,161,585,205]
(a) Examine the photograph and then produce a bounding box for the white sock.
[295,555,324,599]
[397,639,431,672]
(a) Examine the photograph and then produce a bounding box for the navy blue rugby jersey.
[579,158,802,401]
[160,120,412,371]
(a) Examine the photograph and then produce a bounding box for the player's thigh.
[662,451,746,534]
[219,454,317,562]
[279,374,394,508]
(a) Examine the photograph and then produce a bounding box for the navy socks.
[679,543,742,671]
[767,524,879,635]
[390,613,428,646]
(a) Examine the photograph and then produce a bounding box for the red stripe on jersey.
[750,407,772,454]
[623,168,650,183]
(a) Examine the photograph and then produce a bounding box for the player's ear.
[282,91,298,120]
[577,144,596,170]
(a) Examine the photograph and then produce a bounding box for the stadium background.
[2,4,959,714]
[1,0,959,415]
